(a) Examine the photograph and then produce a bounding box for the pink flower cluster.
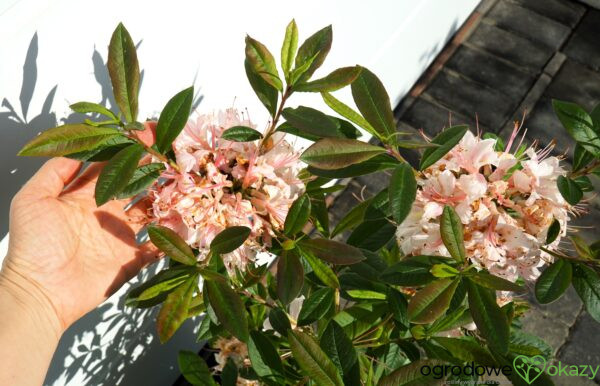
[396,129,571,285]
[149,109,304,272]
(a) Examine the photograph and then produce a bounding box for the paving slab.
[401,97,477,136]
[509,0,585,27]
[557,312,600,383]
[563,9,600,71]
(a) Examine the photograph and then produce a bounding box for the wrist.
[0,262,64,341]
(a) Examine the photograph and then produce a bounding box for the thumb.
[20,157,83,198]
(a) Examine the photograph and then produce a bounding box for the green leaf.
[284,194,311,236]
[147,224,197,265]
[430,264,459,278]
[321,92,377,137]
[107,23,139,122]
[138,273,190,302]
[245,59,278,117]
[177,351,216,386]
[281,19,298,80]
[419,125,469,170]
[573,143,595,172]
[364,188,390,221]
[70,101,118,121]
[268,308,292,336]
[574,175,594,192]
[288,329,343,386]
[346,289,386,300]
[439,205,466,263]
[331,198,372,237]
[389,163,417,224]
[546,218,561,245]
[210,226,251,255]
[281,106,341,139]
[299,238,365,265]
[248,331,284,382]
[95,144,144,206]
[572,263,600,322]
[346,220,396,251]
[298,287,334,326]
[117,162,165,199]
[300,247,340,288]
[380,256,446,286]
[535,259,572,304]
[276,251,304,305]
[350,66,396,140]
[433,337,496,366]
[294,25,333,84]
[221,126,263,142]
[408,278,459,324]
[320,321,360,386]
[311,194,330,237]
[308,154,398,178]
[204,275,249,342]
[301,138,385,170]
[570,235,595,259]
[388,288,409,328]
[125,266,192,308]
[221,358,238,386]
[557,175,583,205]
[157,275,197,343]
[245,35,282,91]
[466,279,509,354]
[65,135,134,162]
[295,66,362,92]
[379,359,446,386]
[155,87,194,153]
[18,124,121,156]
[469,272,526,293]
[553,99,600,157]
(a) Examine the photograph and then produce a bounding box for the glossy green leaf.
[155,87,194,153]
[346,219,396,251]
[298,287,334,326]
[268,308,292,336]
[245,35,282,91]
[430,264,459,278]
[389,163,417,224]
[248,331,284,382]
[107,23,139,122]
[419,125,469,170]
[535,259,572,304]
[433,337,496,366]
[221,126,263,142]
[388,288,409,328]
[364,188,390,221]
[320,321,360,386]
[571,235,595,260]
[572,263,600,322]
[95,144,144,206]
[204,275,249,342]
[138,273,189,302]
[350,66,395,140]
[284,194,311,236]
[295,66,361,92]
[177,351,216,386]
[557,175,583,205]
[245,59,278,117]
[300,247,340,288]
[210,226,251,255]
[469,272,526,293]
[288,329,343,386]
[281,106,341,138]
[310,194,330,237]
[440,206,466,263]
[117,162,165,199]
[221,358,238,386]
[281,19,298,80]
[301,138,385,170]
[294,25,333,83]
[308,153,398,179]
[70,101,118,121]
[546,218,561,245]
[408,278,459,324]
[277,251,304,305]
[331,198,372,237]
[380,256,446,286]
[553,99,600,157]
[147,224,197,265]
[379,359,446,386]
[18,124,121,157]
[573,143,595,172]
[321,92,377,137]
[467,279,509,354]
[157,275,197,343]
[125,266,192,308]
[299,238,364,265]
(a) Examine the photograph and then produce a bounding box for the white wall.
[0,0,479,384]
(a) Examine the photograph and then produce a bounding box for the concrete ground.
[329,0,600,384]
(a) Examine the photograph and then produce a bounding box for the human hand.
[1,123,159,333]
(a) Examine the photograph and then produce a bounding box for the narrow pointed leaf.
[321,92,377,137]
[301,138,385,170]
[277,251,304,305]
[117,162,165,199]
[18,124,121,156]
[147,224,197,265]
[572,263,600,322]
[204,276,249,342]
[210,226,251,255]
[107,23,139,122]
[552,99,600,157]
[155,87,194,153]
[419,125,468,170]
[245,36,282,91]
[545,218,561,245]
[320,321,360,386]
[281,106,341,138]
[281,19,298,79]
[245,59,278,117]
[284,194,311,236]
[297,287,334,326]
[294,25,333,83]
[221,126,263,142]
[379,359,446,386]
[535,259,572,304]
[469,272,526,293]
[157,275,197,343]
[295,66,361,92]
[299,238,364,265]
[300,248,340,288]
[389,163,417,224]
[177,351,216,386]
[408,278,459,324]
[248,331,284,382]
[350,66,395,139]
[557,175,583,205]
[467,279,509,354]
[288,330,343,386]
[440,205,466,263]
[70,101,119,121]
[95,144,144,206]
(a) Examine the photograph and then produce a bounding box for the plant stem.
[127,131,180,172]
[570,159,600,178]
[259,86,292,151]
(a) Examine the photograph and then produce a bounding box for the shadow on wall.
[1,33,203,385]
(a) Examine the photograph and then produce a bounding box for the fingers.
[61,162,106,195]
[20,157,83,198]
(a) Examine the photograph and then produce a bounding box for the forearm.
[0,263,63,386]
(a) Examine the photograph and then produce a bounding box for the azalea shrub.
[18,21,600,386]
